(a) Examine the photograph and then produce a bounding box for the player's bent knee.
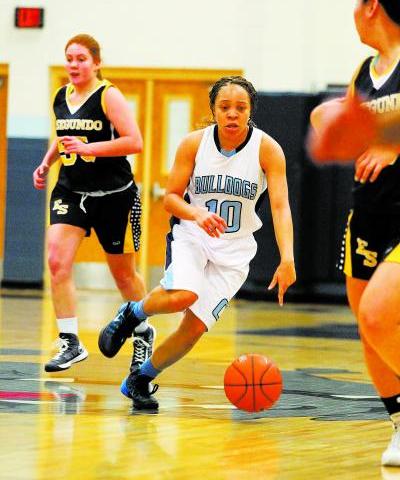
[169,291,198,311]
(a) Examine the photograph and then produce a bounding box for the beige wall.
[0,0,372,138]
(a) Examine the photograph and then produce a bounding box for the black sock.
[382,395,400,416]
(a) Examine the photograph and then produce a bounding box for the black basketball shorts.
[339,209,400,280]
[49,183,141,254]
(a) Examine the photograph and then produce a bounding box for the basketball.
[224,354,283,412]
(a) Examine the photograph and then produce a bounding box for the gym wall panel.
[2,138,47,287]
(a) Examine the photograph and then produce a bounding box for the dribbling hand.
[268,260,296,306]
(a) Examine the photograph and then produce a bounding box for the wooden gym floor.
[0,288,397,480]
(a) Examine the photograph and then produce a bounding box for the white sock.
[57,317,78,335]
[390,412,400,431]
[134,320,149,333]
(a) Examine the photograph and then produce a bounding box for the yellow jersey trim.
[369,54,400,81]
[347,59,370,99]
[65,80,105,112]
[100,79,113,116]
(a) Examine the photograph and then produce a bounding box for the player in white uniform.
[98,76,296,410]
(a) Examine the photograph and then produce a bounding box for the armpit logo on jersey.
[356,238,378,267]
[52,199,69,215]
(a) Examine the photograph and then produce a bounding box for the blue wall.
[2,138,47,287]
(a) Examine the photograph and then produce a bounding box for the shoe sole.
[133,403,159,411]
[382,454,400,466]
[44,349,89,372]
[98,325,128,358]
[120,377,159,410]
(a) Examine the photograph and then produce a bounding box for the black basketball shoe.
[45,333,88,372]
[120,369,159,410]
[130,324,156,372]
[98,302,143,358]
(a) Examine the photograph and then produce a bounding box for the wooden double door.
[0,65,8,266]
[49,67,242,286]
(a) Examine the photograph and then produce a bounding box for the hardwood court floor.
[0,289,398,480]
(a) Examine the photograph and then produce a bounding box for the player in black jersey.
[310,0,400,467]
[32,34,155,374]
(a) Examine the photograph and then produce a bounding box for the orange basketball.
[224,354,283,412]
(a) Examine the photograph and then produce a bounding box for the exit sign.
[15,7,44,28]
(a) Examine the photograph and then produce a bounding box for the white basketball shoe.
[382,427,400,467]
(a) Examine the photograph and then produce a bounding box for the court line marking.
[331,395,378,399]
[19,378,75,383]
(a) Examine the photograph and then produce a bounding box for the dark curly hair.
[209,76,258,125]
[363,0,400,25]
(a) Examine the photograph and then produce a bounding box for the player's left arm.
[59,86,143,157]
[260,134,296,306]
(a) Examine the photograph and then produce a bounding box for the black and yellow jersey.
[53,79,133,192]
[351,56,400,214]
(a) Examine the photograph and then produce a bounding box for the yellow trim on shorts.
[384,244,400,264]
[343,211,353,277]
[123,210,135,253]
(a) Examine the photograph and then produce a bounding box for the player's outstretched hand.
[268,260,296,307]
[308,95,377,162]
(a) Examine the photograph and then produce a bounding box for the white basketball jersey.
[182,125,267,239]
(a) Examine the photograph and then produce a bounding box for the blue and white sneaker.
[120,371,159,410]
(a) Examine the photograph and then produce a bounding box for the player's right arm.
[308,95,377,162]
[164,130,227,237]
[33,139,60,190]
[310,97,346,133]
[308,60,372,161]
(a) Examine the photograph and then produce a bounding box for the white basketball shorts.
[160,222,258,330]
